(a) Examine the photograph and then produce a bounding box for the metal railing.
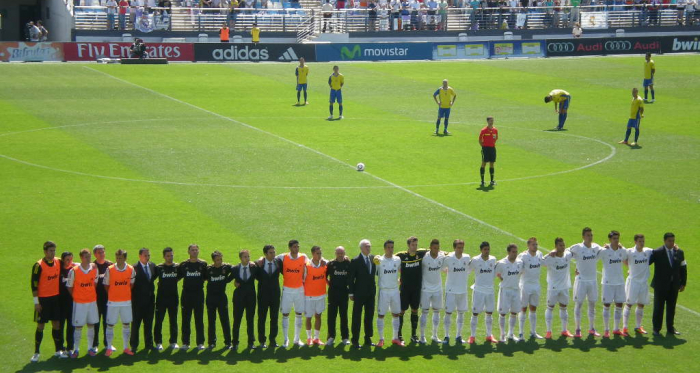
[73,5,700,33]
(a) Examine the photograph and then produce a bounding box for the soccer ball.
[356,162,365,172]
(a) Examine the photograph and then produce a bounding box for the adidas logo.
[278,47,299,61]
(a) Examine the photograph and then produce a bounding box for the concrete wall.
[43,0,73,41]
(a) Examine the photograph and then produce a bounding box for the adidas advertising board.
[193,43,316,62]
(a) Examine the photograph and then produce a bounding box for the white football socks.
[377,317,385,339]
[87,326,94,350]
[431,312,440,337]
[509,314,517,337]
[635,307,644,329]
[392,316,400,340]
[485,314,493,337]
[282,316,289,341]
[122,324,130,350]
[420,310,429,337]
[574,302,583,330]
[529,311,537,335]
[560,307,568,331]
[519,311,526,335]
[603,306,611,331]
[588,301,597,331]
[545,307,554,332]
[470,315,478,338]
[294,315,303,341]
[614,306,622,331]
[499,315,506,339]
[456,312,465,338]
[443,313,452,338]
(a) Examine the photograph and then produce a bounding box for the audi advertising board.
[545,37,661,57]
[315,43,433,62]
[193,43,316,62]
[659,35,700,53]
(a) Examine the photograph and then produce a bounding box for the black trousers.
[328,290,349,340]
[207,295,231,346]
[181,293,205,346]
[92,295,108,348]
[232,293,256,345]
[154,297,178,345]
[257,293,280,344]
[60,296,74,350]
[351,294,375,345]
[130,299,154,350]
[652,284,679,332]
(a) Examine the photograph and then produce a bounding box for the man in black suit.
[231,249,259,350]
[130,248,157,351]
[255,245,281,348]
[349,239,376,348]
[649,232,687,336]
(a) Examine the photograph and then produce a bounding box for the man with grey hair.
[326,246,351,345]
[92,245,113,352]
[349,239,377,348]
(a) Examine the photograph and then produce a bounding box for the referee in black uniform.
[178,244,208,350]
[154,247,180,350]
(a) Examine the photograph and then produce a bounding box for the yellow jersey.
[549,89,570,103]
[434,87,456,109]
[630,95,644,119]
[251,27,260,42]
[644,60,655,79]
[296,66,309,84]
[329,73,344,90]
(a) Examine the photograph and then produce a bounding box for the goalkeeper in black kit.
[396,236,429,343]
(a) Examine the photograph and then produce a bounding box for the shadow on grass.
[16,335,687,372]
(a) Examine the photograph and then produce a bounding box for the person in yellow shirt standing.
[544,89,570,131]
[643,53,656,103]
[432,79,457,135]
[296,57,310,106]
[328,65,344,120]
[619,88,645,147]
[251,23,260,45]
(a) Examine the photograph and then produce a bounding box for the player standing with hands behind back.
[478,117,498,187]
[433,79,456,135]
[328,65,344,120]
[295,57,309,106]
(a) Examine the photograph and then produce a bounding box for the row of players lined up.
[30,229,687,362]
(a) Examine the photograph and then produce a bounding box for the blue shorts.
[643,78,653,88]
[297,83,307,91]
[560,95,571,110]
[627,118,640,129]
[330,89,342,104]
[438,107,451,118]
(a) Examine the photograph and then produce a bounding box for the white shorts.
[377,288,401,316]
[420,290,443,310]
[520,283,541,307]
[601,284,626,304]
[471,290,495,314]
[106,305,133,325]
[547,288,570,307]
[573,278,598,303]
[625,279,650,305]
[281,287,305,315]
[72,302,99,327]
[304,296,326,316]
[497,288,521,314]
[444,293,468,313]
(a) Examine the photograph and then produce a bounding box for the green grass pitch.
[1,55,698,373]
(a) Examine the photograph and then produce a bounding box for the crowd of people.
[72,0,699,32]
[25,21,49,42]
[30,228,687,363]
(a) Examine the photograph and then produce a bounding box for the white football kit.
[442,253,471,313]
[569,243,601,303]
[496,257,523,314]
[625,247,653,305]
[518,250,543,307]
[543,251,573,306]
[599,246,627,304]
[377,255,402,315]
[421,253,445,310]
[469,255,497,313]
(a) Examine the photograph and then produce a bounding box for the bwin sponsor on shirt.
[161,272,177,278]
[453,267,467,272]
[384,269,397,274]
[286,268,301,273]
[583,254,597,260]
[479,268,493,274]
[334,270,347,276]
[186,271,201,277]
[428,266,441,271]
[404,262,420,268]
[556,264,568,270]
[634,259,648,265]
[210,275,226,282]
[508,270,520,276]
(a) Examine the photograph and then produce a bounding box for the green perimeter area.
[0,55,698,373]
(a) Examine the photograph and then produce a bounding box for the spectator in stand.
[107,0,118,30]
[401,3,411,29]
[649,0,660,25]
[677,0,687,24]
[118,1,128,31]
[229,0,238,27]
[390,0,401,29]
[427,0,438,29]
[470,0,480,25]
[572,21,582,36]
[29,21,41,41]
[323,0,334,32]
[37,20,49,41]
[687,0,697,25]
[438,0,448,30]
[368,1,378,31]
[338,0,347,9]
[290,0,301,9]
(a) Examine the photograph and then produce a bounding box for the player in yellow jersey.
[328,65,344,120]
[432,79,457,136]
[544,89,570,131]
[619,88,645,147]
[643,53,655,103]
[296,57,309,106]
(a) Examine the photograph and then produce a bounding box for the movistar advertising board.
[315,43,433,62]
